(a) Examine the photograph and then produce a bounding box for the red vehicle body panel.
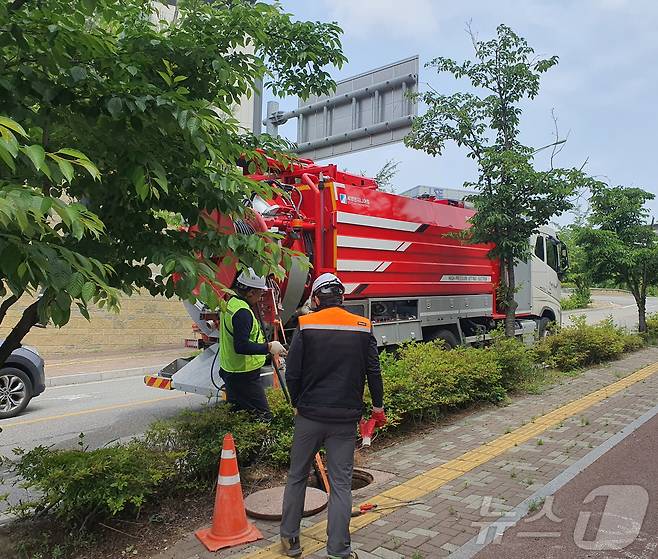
[255,158,500,314]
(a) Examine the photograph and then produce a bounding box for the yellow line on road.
[0,394,187,428]
[241,361,658,559]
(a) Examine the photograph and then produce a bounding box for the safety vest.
[220,297,267,373]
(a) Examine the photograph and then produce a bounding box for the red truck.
[145,156,568,395]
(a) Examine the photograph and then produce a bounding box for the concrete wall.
[0,292,192,359]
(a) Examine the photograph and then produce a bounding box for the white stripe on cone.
[221,449,237,459]
[218,473,241,486]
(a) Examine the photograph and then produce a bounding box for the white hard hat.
[311,272,344,296]
[236,268,268,290]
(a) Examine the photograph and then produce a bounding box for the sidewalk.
[44,345,188,386]
[153,347,658,559]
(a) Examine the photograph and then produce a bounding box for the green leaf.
[0,144,16,171]
[76,302,91,320]
[57,148,89,160]
[130,166,147,200]
[0,116,27,138]
[66,272,85,299]
[70,66,87,82]
[81,282,96,303]
[22,145,46,172]
[56,157,75,182]
[157,70,172,86]
[107,98,123,119]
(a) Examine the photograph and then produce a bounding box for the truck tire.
[0,367,33,419]
[426,329,460,349]
[538,317,554,339]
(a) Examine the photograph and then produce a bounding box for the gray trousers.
[281,414,357,558]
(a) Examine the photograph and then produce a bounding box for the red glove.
[371,408,387,428]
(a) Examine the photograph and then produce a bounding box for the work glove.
[371,407,387,428]
[268,340,287,357]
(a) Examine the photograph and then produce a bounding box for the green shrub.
[9,441,178,528]
[378,341,505,426]
[561,291,591,310]
[489,333,539,389]
[265,389,296,467]
[535,316,643,370]
[645,313,658,343]
[144,403,269,484]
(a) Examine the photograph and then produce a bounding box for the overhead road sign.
[264,56,419,160]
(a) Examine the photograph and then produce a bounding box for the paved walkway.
[152,347,658,559]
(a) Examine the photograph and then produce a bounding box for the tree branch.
[0,295,19,327]
[0,300,39,368]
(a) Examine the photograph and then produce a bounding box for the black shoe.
[281,536,303,557]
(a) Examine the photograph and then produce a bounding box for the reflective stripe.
[221,449,236,459]
[337,211,422,232]
[337,259,390,272]
[337,236,413,252]
[218,473,241,486]
[299,323,371,334]
[343,283,360,294]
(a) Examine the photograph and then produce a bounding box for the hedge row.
[5,317,646,532]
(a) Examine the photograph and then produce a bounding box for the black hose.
[209,343,223,394]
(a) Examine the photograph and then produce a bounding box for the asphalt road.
[564,293,658,330]
[0,375,207,517]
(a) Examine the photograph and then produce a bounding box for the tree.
[371,159,400,192]
[0,116,120,365]
[576,184,658,332]
[558,216,592,308]
[405,24,592,336]
[0,0,345,363]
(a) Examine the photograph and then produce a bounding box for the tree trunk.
[504,257,518,338]
[0,300,39,368]
[0,294,19,326]
[631,287,647,333]
[638,299,647,333]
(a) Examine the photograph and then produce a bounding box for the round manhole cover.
[245,486,328,520]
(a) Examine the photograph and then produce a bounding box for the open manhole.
[308,468,374,491]
[351,468,374,490]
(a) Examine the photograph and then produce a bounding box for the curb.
[46,364,170,388]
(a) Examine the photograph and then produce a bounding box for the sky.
[265,0,658,224]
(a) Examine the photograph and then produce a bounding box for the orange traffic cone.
[195,433,263,551]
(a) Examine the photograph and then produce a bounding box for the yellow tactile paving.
[239,360,658,558]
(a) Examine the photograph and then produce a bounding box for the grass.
[527,497,545,514]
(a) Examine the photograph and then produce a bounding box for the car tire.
[426,329,460,349]
[0,367,33,419]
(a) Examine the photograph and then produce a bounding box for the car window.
[546,239,559,272]
[534,236,545,261]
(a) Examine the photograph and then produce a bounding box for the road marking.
[240,361,658,559]
[0,394,187,428]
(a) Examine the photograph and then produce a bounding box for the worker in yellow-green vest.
[219,268,286,420]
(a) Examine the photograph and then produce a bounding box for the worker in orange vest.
[280,273,386,559]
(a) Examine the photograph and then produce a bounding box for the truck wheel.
[538,317,554,339]
[0,368,33,419]
[426,329,459,349]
